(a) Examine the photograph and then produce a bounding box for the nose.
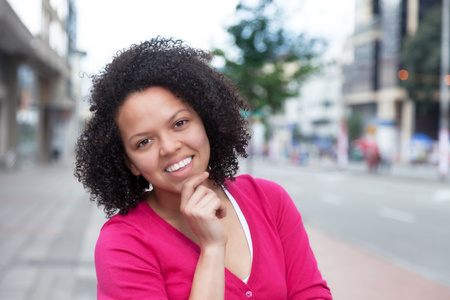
[159,133,181,156]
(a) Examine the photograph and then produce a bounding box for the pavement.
[0,159,102,300]
[307,157,445,183]
[1,157,450,300]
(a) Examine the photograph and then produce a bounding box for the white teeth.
[166,157,192,172]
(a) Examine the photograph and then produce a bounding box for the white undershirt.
[222,186,253,283]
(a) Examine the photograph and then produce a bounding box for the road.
[1,157,449,299]
[240,157,450,288]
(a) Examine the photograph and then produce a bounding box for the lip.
[165,156,193,173]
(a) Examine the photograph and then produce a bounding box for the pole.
[438,0,450,178]
[337,119,348,170]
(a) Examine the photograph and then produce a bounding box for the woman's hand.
[180,172,227,300]
[180,172,228,248]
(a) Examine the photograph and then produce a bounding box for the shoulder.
[226,173,281,188]
[101,201,149,231]
[96,201,153,253]
[225,174,293,217]
[226,174,288,199]
[95,203,169,298]
[95,201,165,277]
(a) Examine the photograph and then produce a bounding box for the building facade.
[342,0,442,162]
[295,61,343,142]
[263,60,343,163]
[0,0,83,168]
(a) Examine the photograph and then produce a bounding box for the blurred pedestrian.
[353,136,380,173]
[74,37,332,300]
[365,144,380,173]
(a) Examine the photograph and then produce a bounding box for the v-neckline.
[142,201,201,252]
[140,189,255,285]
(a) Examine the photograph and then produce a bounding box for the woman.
[75,37,332,299]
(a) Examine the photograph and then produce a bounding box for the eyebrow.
[128,108,191,144]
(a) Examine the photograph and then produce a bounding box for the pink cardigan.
[95,174,332,299]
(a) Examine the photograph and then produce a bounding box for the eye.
[137,138,152,148]
[174,120,187,128]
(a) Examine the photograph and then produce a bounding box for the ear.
[123,154,141,176]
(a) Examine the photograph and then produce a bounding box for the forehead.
[117,87,198,130]
[120,87,189,112]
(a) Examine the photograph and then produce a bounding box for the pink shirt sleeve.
[95,220,169,300]
[257,178,333,299]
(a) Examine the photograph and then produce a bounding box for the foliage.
[214,0,325,112]
[347,113,363,142]
[401,4,442,107]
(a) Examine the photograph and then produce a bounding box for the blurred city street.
[1,157,450,299]
[0,159,102,300]
[1,0,450,299]
[241,157,450,299]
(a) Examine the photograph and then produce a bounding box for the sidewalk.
[1,159,449,299]
[0,160,101,300]
[307,157,444,182]
[308,226,450,299]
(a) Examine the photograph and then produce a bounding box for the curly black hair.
[75,37,251,218]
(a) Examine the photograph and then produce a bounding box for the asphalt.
[0,157,449,300]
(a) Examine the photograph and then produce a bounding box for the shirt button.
[245,290,253,298]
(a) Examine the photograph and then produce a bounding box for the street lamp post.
[439,0,450,178]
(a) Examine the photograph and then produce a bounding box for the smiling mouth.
[165,156,193,172]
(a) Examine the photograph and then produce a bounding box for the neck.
[147,190,181,217]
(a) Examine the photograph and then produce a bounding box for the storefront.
[16,64,39,166]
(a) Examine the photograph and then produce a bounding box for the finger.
[180,172,209,209]
[195,191,227,220]
[183,186,212,214]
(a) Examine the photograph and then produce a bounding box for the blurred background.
[1,0,450,299]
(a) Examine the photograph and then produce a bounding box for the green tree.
[214,0,325,112]
[401,4,442,111]
[347,113,363,142]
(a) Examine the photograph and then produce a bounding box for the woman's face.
[117,86,210,195]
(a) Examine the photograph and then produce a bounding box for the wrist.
[200,243,226,259]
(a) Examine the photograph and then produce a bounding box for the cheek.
[129,152,158,175]
[193,128,210,152]
[136,160,154,173]
[200,132,211,166]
